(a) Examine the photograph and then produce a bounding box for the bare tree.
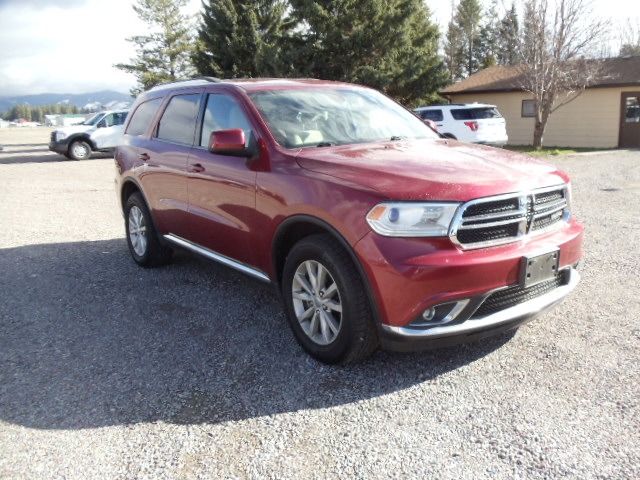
[518,0,608,149]
[619,19,640,56]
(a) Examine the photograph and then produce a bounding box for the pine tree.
[497,3,521,65]
[193,0,292,78]
[115,0,195,95]
[289,0,447,106]
[454,0,483,77]
[444,14,464,83]
[475,0,500,69]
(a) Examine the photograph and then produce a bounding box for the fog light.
[422,307,436,322]
[409,299,471,329]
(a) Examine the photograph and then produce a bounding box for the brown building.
[440,56,640,149]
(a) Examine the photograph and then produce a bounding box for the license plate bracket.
[520,250,559,288]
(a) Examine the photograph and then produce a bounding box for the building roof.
[441,56,640,94]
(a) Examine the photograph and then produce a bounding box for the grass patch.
[504,146,606,156]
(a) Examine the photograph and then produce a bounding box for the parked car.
[115,78,583,364]
[49,109,129,160]
[413,103,508,146]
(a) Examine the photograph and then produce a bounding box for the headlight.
[55,131,66,141]
[366,202,461,237]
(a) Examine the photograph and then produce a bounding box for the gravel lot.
[0,127,638,479]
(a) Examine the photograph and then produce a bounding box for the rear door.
[135,89,203,238]
[619,92,640,148]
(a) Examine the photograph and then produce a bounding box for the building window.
[522,99,536,118]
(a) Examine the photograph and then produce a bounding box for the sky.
[0,0,634,97]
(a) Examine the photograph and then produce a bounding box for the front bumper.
[49,140,69,154]
[379,268,580,351]
[354,219,583,350]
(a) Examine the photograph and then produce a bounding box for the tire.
[67,140,92,160]
[282,234,378,364]
[124,192,172,267]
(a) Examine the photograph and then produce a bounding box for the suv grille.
[451,185,569,249]
[473,271,569,318]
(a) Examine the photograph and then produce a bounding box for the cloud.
[0,0,202,96]
[0,0,88,10]
[0,0,140,95]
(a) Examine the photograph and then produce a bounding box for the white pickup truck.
[49,110,129,160]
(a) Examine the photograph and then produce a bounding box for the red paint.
[115,78,584,344]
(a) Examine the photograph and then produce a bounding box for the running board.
[164,234,270,283]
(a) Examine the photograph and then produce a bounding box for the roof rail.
[149,77,223,92]
[193,77,222,83]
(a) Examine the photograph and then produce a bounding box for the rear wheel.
[282,234,378,364]
[67,140,92,160]
[124,193,172,267]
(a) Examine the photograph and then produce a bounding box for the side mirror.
[97,119,107,128]
[209,129,256,157]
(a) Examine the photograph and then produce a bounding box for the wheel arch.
[271,215,382,327]
[119,177,144,214]
[120,180,172,249]
[66,133,97,152]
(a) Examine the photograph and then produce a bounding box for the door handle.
[138,152,150,162]
[188,163,205,173]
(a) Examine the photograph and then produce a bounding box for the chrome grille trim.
[450,185,570,249]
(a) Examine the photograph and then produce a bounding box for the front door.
[187,92,257,267]
[619,92,640,148]
[93,111,128,149]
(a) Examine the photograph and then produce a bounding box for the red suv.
[115,78,583,364]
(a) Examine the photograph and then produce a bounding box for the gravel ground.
[0,128,638,479]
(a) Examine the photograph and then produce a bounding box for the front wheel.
[124,193,172,267]
[67,140,92,160]
[282,234,378,364]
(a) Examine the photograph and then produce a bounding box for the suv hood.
[55,124,93,135]
[295,139,568,201]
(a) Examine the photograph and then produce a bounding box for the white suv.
[414,103,508,147]
[49,110,129,160]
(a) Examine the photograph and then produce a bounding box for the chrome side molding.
[164,234,270,283]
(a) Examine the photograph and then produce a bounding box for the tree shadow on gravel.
[0,240,515,430]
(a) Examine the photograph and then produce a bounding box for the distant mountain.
[0,91,133,114]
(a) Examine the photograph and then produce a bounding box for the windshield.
[82,113,104,126]
[248,87,439,148]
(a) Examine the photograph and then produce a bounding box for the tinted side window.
[419,110,443,122]
[200,94,252,147]
[451,108,501,120]
[113,111,128,126]
[126,98,162,136]
[156,94,201,145]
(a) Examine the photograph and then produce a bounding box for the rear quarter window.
[451,107,502,120]
[156,94,201,145]
[126,98,162,136]
[419,110,443,122]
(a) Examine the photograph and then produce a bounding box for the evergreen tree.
[475,0,500,69]
[115,0,195,95]
[444,14,464,83]
[193,0,292,78]
[454,0,483,77]
[496,2,521,65]
[289,0,447,106]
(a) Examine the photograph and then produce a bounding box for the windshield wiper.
[390,135,407,141]
[316,141,336,147]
